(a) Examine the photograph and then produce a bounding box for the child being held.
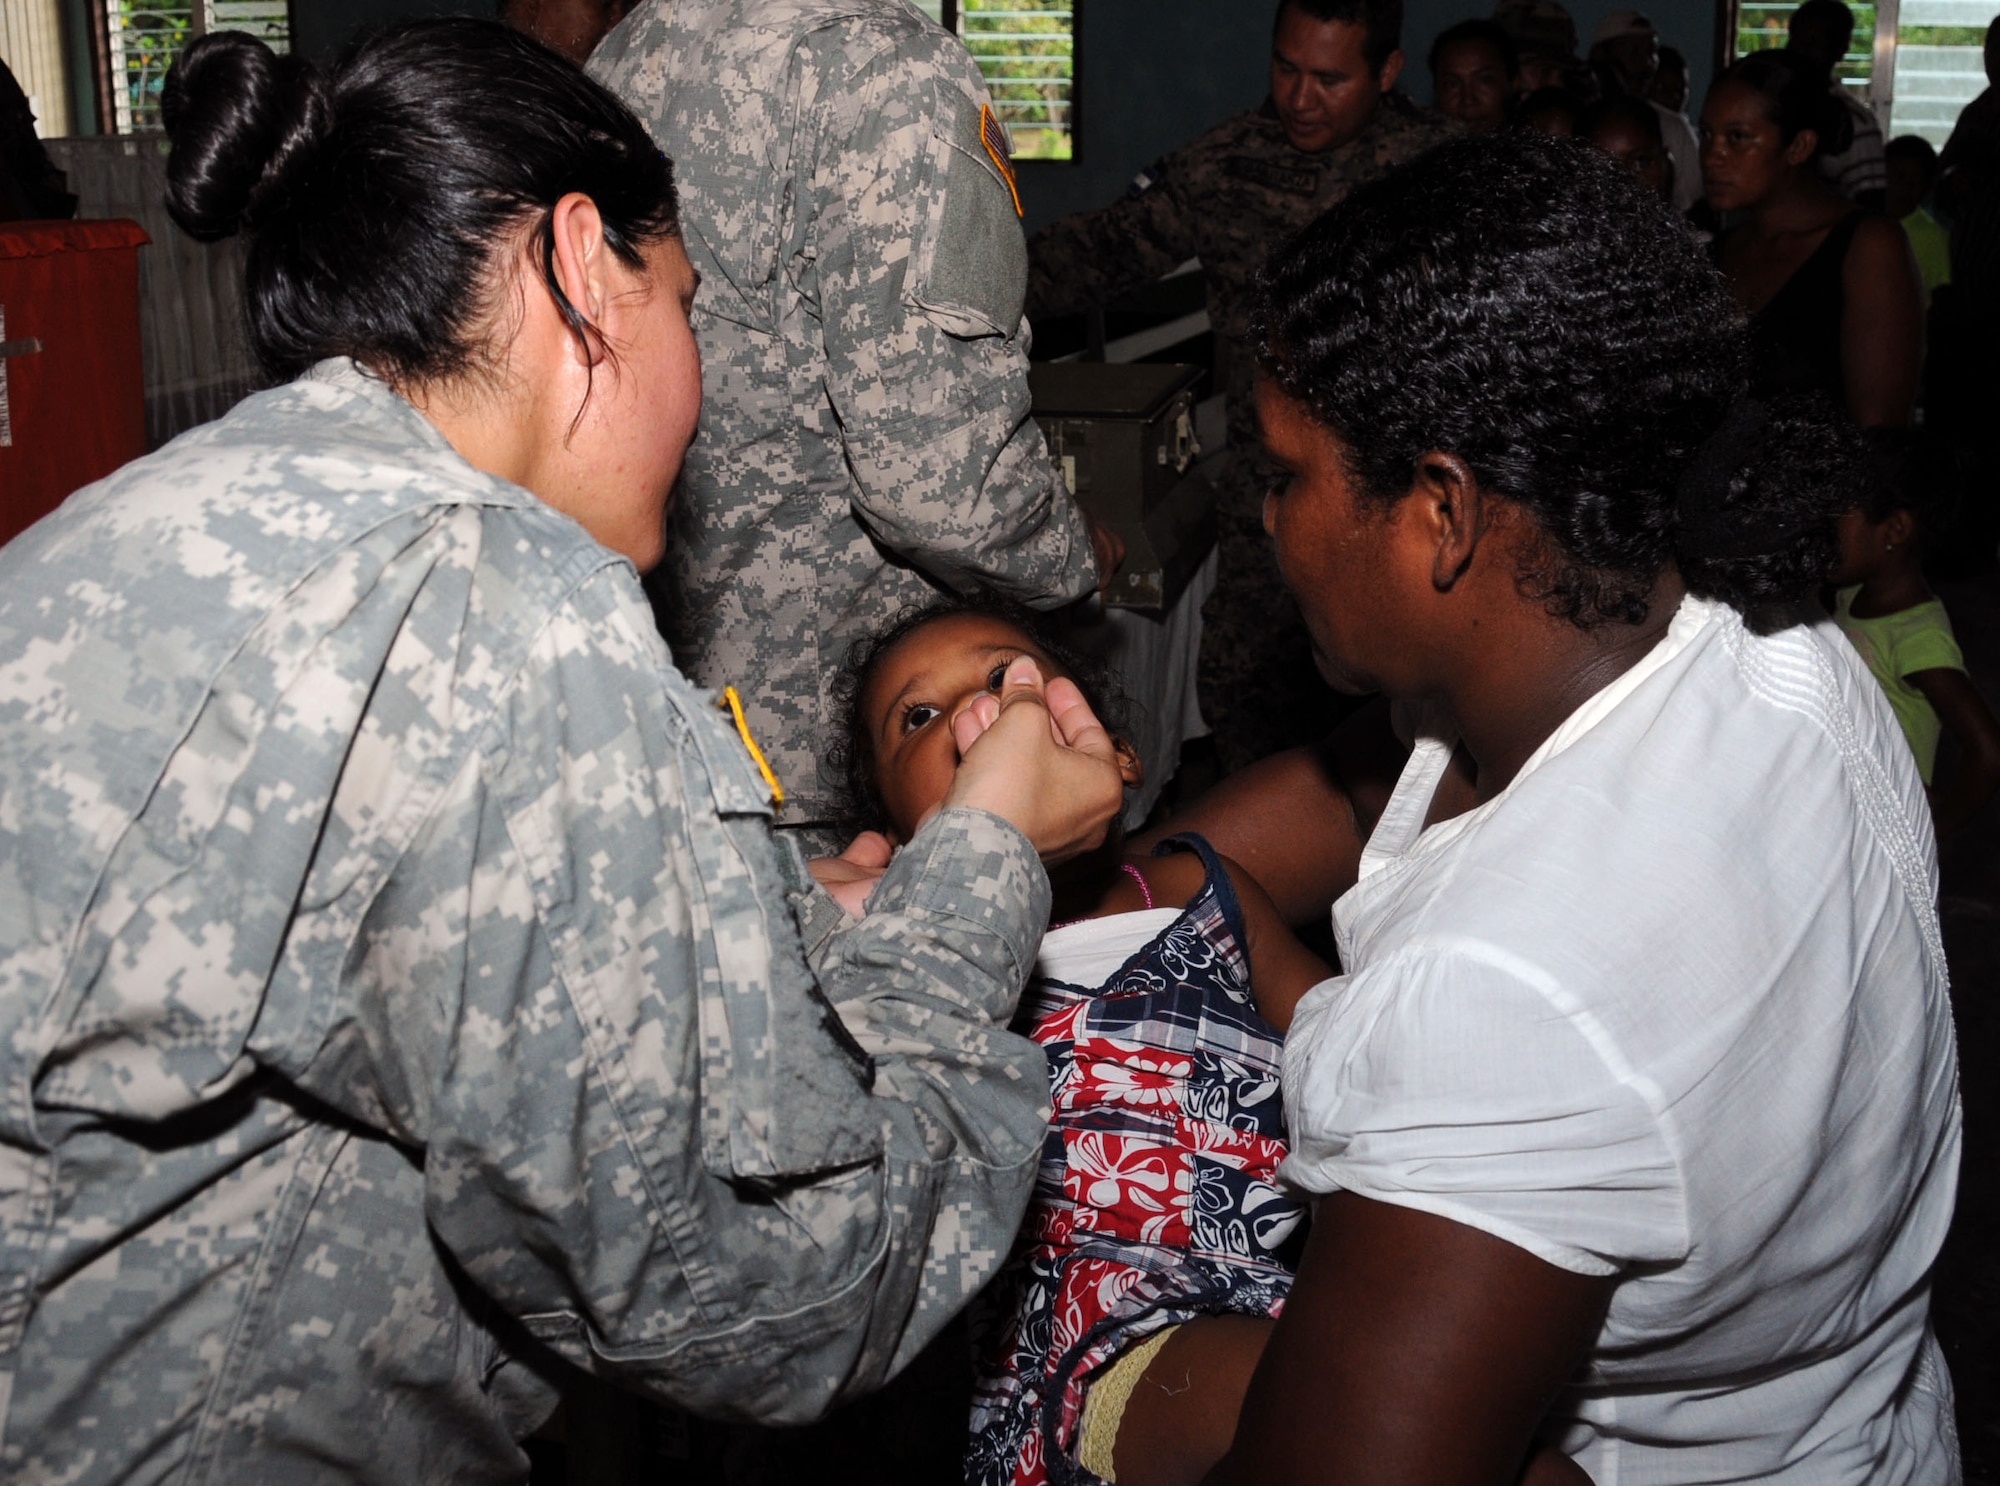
[1830,430,2000,838]
[831,598,1333,1486]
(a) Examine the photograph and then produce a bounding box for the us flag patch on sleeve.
[980,103,1023,217]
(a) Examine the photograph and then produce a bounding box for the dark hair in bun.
[162,20,679,387]
[162,32,324,242]
[1255,133,1854,634]
[1715,49,1854,158]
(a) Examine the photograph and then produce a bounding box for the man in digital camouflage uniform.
[590,0,1113,837]
[1028,0,1453,776]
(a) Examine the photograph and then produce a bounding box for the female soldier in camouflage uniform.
[0,23,1122,1483]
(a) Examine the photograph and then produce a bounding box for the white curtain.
[45,135,262,447]
[1,0,74,138]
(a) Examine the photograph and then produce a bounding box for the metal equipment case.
[1029,361,1215,611]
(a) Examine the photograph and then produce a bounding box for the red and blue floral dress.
[965,834,1307,1486]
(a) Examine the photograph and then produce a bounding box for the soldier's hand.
[944,655,1123,865]
[1086,513,1126,594]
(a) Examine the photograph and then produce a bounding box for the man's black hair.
[1276,0,1405,74]
[1513,86,1583,133]
[1580,92,1665,145]
[1428,19,1519,78]
[1790,0,1857,52]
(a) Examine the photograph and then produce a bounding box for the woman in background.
[1702,50,1923,424]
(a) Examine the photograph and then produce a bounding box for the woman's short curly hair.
[824,593,1130,837]
[1255,132,1788,629]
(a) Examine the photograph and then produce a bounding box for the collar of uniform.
[295,356,542,512]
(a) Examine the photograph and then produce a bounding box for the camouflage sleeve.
[808,24,1097,608]
[367,566,1050,1421]
[1024,148,1204,320]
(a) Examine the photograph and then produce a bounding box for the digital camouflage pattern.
[0,360,1054,1484]
[1028,95,1457,773]
[590,0,1098,824]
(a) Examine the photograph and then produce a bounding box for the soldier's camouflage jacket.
[1027,93,1458,515]
[590,0,1097,824]
[0,361,1052,1484]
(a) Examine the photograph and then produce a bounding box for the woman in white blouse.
[1192,133,1962,1485]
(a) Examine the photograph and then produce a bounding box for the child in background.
[1884,134,1952,311]
[1831,430,2000,837]
[831,597,1332,1486]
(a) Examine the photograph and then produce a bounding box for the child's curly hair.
[1854,428,1966,541]
[825,592,1132,838]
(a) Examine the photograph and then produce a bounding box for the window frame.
[1715,0,1999,142]
[946,0,1082,165]
[91,0,294,136]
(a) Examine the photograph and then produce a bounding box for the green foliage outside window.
[960,0,1075,160]
[112,0,198,132]
[107,1,288,133]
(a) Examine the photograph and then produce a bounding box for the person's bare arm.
[1222,855,1332,1033]
[1140,699,1475,928]
[1088,512,1128,593]
[1911,666,2000,838]
[1841,215,1924,428]
[1200,1194,1614,1486]
[1137,701,1399,926]
[1111,1312,1595,1486]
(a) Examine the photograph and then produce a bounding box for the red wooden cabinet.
[0,218,149,547]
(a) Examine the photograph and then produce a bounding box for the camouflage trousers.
[1196,479,1354,778]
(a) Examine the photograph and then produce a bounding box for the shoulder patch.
[980,104,1023,217]
[1224,155,1319,197]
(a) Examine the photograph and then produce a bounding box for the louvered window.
[1731,0,1995,149]
[104,0,291,134]
[914,0,1077,160]
[1883,0,1994,147]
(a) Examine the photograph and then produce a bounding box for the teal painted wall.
[286,0,1721,235]
[1017,0,1719,234]
[291,0,478,61]
[1015,4,1274,232]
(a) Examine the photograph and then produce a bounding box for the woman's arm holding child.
[1201,1196,1613,1486]
[1142,699,1477,929]
[1911,666,2000,838]
[1222,858,1333,1034]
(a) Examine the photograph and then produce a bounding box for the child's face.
[1829,506,1901,587]
[1884,156,1931,221]
[860,614,1134,843]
